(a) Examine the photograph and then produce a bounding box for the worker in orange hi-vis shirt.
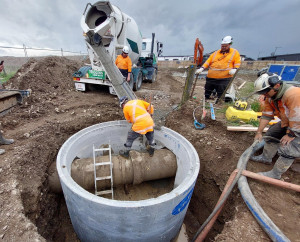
[196,35,241,101]
[115,46,132,82]
[251,72,300,179]
[118,96,155,159]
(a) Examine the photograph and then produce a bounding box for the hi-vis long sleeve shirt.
[202,48,241,79]
[115,55,132,73]
[123,100,154,134]
[261,84,300,134]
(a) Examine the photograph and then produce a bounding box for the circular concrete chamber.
[56,120,200,242]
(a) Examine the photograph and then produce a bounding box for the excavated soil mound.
[0,57,299,241]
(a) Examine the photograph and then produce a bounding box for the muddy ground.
[0,56,299,241]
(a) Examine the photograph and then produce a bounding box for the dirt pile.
[0,57,299,241]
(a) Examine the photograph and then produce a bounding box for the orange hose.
[195,170,238,242]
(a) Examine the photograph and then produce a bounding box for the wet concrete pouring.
[0,56,299,241]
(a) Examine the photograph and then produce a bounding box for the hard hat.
[119,96,128,107]
[254,72,281,94]
[221,36,233,44]
[122,46,129,54]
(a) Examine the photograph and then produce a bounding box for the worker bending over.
[115,46,132,82]
[0,133,14,155]
[196,36,241,101]
[251,72,300,179]
[119,96,155,158]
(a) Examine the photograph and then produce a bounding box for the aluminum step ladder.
[93,145,114,199]
[87,42,137,100]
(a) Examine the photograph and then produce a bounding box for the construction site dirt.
[0,56,299,241]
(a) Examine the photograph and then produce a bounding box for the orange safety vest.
[115,55,132,73]
[202,48,241,79]
[123,100,154,134]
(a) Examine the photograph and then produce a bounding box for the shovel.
[193,106,205,130]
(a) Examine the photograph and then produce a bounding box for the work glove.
[229,69,237,75]
[195,67,204,74]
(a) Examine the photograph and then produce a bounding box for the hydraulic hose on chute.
[238,137,290,242]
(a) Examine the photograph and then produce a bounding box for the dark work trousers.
[265,122,287,142]
[119,69,128,78]
[265,121,300,159]
[204,77,231,100]
[124,129,155,148]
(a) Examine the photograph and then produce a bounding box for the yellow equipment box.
[226,106,258,122]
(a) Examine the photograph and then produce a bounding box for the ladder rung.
[96,176,111,181]
[96,189,112,195]
[95,162,111,166]
[94,148,111,152]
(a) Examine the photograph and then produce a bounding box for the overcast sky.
[0,0,299,59]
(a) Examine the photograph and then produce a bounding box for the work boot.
[258,156,295,179]
[0,134,14,145]
[250,142,279,164]
[119,150,130,159]
[250,154,272,164]
[0,149,5,155]
[147,146,155,157]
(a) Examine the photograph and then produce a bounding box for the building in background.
[258,53,300,61]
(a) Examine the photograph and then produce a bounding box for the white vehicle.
[73,1,163,95]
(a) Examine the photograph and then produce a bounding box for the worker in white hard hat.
[250,71,300,179]
[115,46,132,82]
[118,96,156,159]
[196,35,241,101]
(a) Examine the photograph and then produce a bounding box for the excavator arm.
[194,38,204,66]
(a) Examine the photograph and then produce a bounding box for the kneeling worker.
[115,46,132,82]
[251,72,300,179]
[119,96,155,158]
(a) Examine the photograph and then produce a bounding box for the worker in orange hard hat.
[115,46,132,82]
[196,36,241,101]
[119,96,155,158]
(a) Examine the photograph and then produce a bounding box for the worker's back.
[123,100,154,134]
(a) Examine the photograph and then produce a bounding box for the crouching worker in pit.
[115,46,132,82]
[250,72,300,179]
[119,96,156,158]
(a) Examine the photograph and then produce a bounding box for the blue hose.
[237,142,290,242]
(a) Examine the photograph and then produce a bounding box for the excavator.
[0,60,31,114]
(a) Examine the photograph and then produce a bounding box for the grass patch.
[236,82,255,98]
[0,72,16,84]
[250,101,261,112]
[226,119,259,127]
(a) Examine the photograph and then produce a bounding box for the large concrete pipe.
[49,149,177,193]
[56,120,200,242]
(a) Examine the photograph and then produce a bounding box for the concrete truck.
[73,1,163,95]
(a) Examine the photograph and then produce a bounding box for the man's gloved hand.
[195,67,204,74]
[229,69,237,75]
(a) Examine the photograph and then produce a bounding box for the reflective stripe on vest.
[125,100,151,123]
[135,125,154,134]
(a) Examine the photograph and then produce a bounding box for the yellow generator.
[225,106,258,122]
